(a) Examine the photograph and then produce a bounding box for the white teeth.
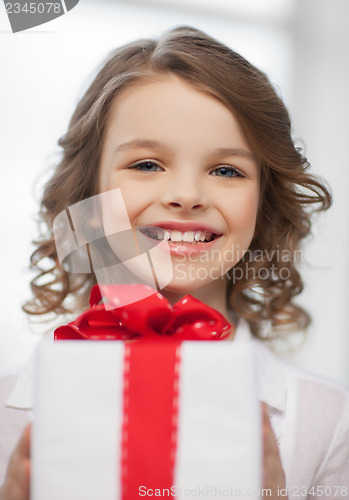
[156,230,164,240]
[171,231,182,242]
[183,231,194,242]
[146,228,214,243]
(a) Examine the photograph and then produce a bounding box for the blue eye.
[130,161,163,172]
[211,166,243,178]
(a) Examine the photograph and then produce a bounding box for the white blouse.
[1,319,348,498]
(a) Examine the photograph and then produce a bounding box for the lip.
[140,221,223,235]
[159,238,220,256]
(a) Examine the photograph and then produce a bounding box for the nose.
[161,172,208,211]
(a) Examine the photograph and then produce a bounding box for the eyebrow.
[114,139,169,154]
[212,147,256,161]
[114,139,256,161]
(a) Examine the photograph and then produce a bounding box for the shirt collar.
[6,319,288,412]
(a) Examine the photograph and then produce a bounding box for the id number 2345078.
[5,3,62,14]
[289,485,348,497]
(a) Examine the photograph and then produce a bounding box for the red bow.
[54,284,232,342]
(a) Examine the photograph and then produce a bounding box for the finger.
[18,456,31,494]
[262,402,272,429]
[18,424,31,459]
[261,403,280,457]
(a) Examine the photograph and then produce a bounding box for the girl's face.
[99,75,260,305]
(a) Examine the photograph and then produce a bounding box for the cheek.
[225,187,259,236]
[101,175,148,223]
[119,184,150,223]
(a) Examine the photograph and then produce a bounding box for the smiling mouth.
[140,227,221,244]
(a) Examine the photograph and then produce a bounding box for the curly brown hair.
[23,26,331,338]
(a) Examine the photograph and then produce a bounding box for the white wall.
[0,0,348,385]
[285,0,349,384]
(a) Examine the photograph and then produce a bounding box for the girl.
[1,26,348,500]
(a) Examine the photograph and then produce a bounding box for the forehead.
[103,74,252,154]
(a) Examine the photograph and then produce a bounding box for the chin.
[160,277,212,296]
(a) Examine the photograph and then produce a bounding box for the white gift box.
[32,340,261,500]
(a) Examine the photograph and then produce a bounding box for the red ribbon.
[54,284,232,342]
[121,342,181,499]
